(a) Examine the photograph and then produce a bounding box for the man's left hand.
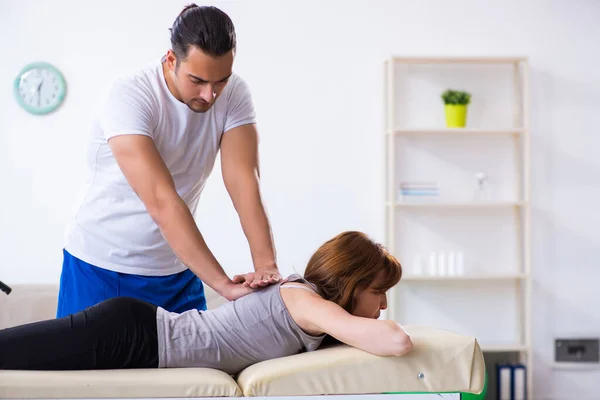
[232,269,285,289]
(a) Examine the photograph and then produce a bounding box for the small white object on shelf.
[474,172,489,201]
[438,252,447,276]
[456,251,465,276]
[428,252,437,276]
[447,251,456,276]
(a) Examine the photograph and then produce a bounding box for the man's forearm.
[231,180,277,271]
[150,193,232,297]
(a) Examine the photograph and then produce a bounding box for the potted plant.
[441,89,471,128]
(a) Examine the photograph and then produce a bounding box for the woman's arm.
[294,291,414,357]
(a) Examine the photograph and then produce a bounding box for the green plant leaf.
[441,89,471,105]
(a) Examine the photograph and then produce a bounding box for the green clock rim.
[13,61,67,115]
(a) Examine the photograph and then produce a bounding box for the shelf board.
[402,273,528,282]
[389,201,525,209]
[551,362,600,370]
[391,56,527,65]
[480,343,529,353]
[390,128,525,136]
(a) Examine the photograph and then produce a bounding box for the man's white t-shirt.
[64,59,256,276]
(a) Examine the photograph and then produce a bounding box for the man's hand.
[232,269,285,288]
[220,280,256,301]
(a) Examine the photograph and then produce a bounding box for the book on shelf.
[398,181,439,201]
[497,364,527,400]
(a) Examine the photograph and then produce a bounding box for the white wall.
[1,0,599,398]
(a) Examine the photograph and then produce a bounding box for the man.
[57,4,282,318]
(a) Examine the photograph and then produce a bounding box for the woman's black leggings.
[0,297,159,370]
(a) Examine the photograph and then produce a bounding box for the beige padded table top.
[238,325,485,396]
[0,368,241,399]
[0,325,484,399]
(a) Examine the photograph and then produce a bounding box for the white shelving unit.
[383,56,531,398]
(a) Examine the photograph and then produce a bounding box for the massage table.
[0,284,486,399]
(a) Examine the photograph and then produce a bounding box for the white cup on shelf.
[428,252,437,276]
[438,252,447,276]
[456,251,465,275]
[447,251,456,276]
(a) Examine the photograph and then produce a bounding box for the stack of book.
[398,181,439,202]
[497,364,527,400]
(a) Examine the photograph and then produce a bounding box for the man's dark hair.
[170,4,236,62]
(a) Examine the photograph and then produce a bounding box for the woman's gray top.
[156,274,326,374]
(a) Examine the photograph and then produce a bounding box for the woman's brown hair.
[303,231,402,313]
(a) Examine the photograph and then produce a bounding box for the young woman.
[0,231,413,374]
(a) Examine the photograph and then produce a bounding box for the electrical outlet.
[555,338,599,363]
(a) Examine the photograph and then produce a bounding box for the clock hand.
[36,80,43,107]
[36,84,40,107]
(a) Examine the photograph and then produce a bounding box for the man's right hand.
[232,270,283,288]
[220,280,256,301]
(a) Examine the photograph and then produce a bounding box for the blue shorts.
[56,249,206,318]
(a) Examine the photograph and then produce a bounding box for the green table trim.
[384,371,488,399]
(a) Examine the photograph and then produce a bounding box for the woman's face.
[352,283,388,319]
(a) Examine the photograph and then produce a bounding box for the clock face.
[14,62,66,115]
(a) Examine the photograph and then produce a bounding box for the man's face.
[165,46,233,113]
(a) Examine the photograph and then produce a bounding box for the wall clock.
[13,62,67,115]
